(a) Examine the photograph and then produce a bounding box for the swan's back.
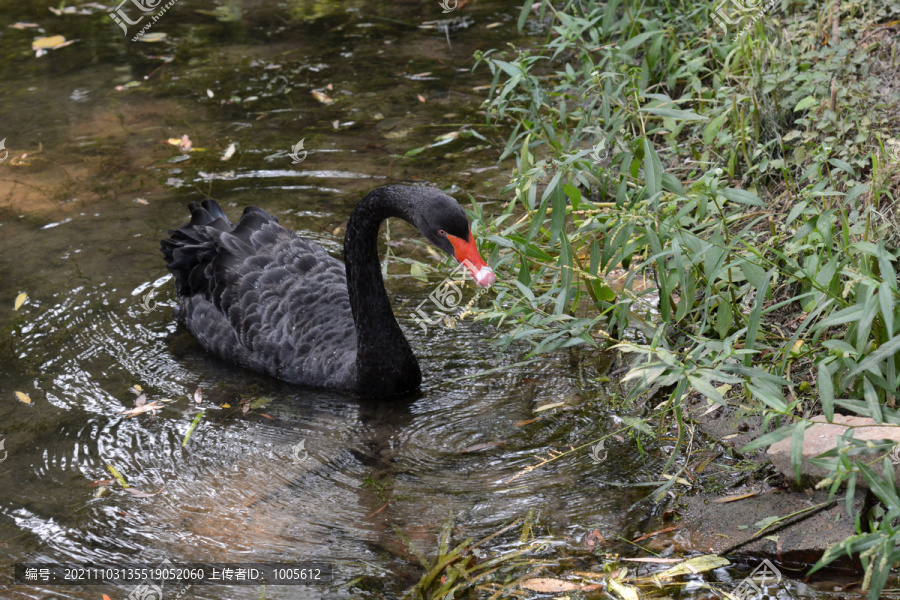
[161,200,358,389]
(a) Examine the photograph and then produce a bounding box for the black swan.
[160,185,495,397]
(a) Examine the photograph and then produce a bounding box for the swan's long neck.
[344,187,421,395]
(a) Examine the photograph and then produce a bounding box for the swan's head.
[412,188,496,287]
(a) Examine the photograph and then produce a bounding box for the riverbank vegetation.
[468,0,900,597]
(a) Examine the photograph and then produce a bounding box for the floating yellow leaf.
[132,384,142,392]
[32,35,75,57]
[534,402,565,412]
[15,391,31,404]
[32,35,66,50]
[14,293,27,311]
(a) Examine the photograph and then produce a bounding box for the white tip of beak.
[474,266,496,287]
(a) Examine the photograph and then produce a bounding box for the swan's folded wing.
[198,209,358,387]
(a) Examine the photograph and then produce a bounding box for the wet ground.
[0,1,864,599]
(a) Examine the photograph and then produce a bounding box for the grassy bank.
[469,0,900,596]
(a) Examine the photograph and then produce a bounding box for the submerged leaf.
[137,32,168,43]
[119,401,162,417]
[312,90,333,104]
[221,143,236,161]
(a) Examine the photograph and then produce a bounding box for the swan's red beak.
[447,231,496,287]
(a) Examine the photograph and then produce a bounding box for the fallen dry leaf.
[622,557,683,563]
[194,386,203,404]
[713,491,758,504]
[124,486,165,498]
[521,578,581,593]
[221,143,236,161]
[417,94,426,103]
[632,525,683,543]
[119,401,162,417]
[534,402,564,412]
[15,391,32,404]
[89,479,116,488]
[14,293,27,311]
[312,90,333,104]
[137,32,168,43]
[10,23,40,30]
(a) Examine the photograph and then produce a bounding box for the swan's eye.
[438,229,447,236]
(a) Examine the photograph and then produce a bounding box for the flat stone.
[766,415,900,488]
[681,489,863,565]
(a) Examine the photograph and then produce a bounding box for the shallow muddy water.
[0,1,852,599]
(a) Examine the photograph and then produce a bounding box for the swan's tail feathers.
[161,201,282,297]
[161,201,236,296]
